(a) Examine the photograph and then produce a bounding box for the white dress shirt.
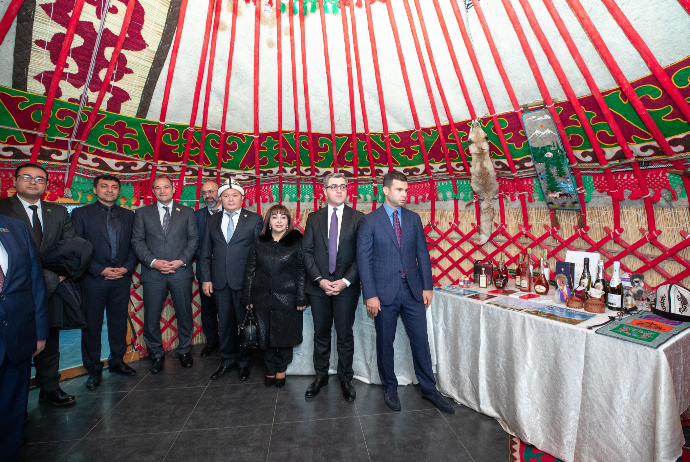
[221,208,242,242]
[0,240,9,281]
[17,195,43,229]
[157,201,174,226]
[325,203,350,287]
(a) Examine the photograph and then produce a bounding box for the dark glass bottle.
[577,257,592,299]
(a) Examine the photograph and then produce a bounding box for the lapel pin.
[0,228,8,232]
[244,214,247,217]
[46,208,51,212]
[175,208,180,212]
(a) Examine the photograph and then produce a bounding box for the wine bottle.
[479,268,487,288]
[593,260,607,292]
[520,250,531,292]
[515,251,523,289]
[534,252,549,295]
[606,261,623,311]
[577,257,592,298]
[495,255,508,289]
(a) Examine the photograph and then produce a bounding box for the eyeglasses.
[326,184,347,191]
[17,174,47,184]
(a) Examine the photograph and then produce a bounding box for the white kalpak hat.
[218,179,244,197]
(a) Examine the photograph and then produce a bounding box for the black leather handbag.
[238,308,259,349]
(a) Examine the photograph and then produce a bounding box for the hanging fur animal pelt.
[468,119,499,245]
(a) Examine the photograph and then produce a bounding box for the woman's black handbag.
[238,308,259,349]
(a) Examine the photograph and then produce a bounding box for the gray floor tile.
[360,409,473,462]
[61,432,179,462]
[62,364,148,394]
[134,356,218,390]
[443,404,509,462]
[184,382,277,430]
[86,387,205,438]
[167,425,272,462]
[268,417,369,462]
[19,440,77,462]
[274,376,357,423]
[355,382,435,416]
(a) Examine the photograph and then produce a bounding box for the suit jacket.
[0,214,48,367]
[131,202,199,283]
[194,207,222,262]
[198,208,263,290]
[72,202,137,279]
[0,195,78,255]
[302,205,364,297]
[357,206,433,306]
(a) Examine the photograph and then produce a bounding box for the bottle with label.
[479,268,487,288]
[577,257,592,298]
[593,260,607,292]
[534,252,549,295]
[515,251,523,289]
[606,261,623,311]
[495,255,508,289]
[520,250,531,292]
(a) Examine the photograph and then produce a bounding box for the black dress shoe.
[211,363,238,380]
[150,357,165,374]
[200,343,218,358]
[384,388,401,412]
[305,377,329,398]
[275,377,286,389]
[85,371,102,390]
[20,437,27,447]
[265,376,276,387]
[422,391,455,414]
[238,367,250,381]
[340,380,356,402]
[109,363,137,376]
[39,388,76,406]
[179,353,193,368]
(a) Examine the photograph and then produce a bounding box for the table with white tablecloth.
[287,289,690,462]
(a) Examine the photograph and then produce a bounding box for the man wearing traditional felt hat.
[198,180,263,381]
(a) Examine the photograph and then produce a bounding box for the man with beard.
[194,181,222,357]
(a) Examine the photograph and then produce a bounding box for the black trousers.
[213,285,252,368]
[33,327,60,393]
[0,354,30,461]
[142,278,194,359]
[264,347,293,375]
[81,275,132,372]
[311,292,359,382]
[198,280,219,346]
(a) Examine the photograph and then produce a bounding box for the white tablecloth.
[287,291,690,462]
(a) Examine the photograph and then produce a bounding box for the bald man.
[194,181,223,357]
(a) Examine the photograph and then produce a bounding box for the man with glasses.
[0,163,78,407]
[302,173,364,401]
[194,181,222,357]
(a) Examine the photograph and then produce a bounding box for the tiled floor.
[21,345,509,462]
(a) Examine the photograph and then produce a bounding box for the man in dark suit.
[199,180,262,381]
[194,180,222,358]
[0,163,78,407]
[72,175,138,390]
[357,171,454,414]
[0,214,48,459]
[302,173,364,402]
[131,176,199,373]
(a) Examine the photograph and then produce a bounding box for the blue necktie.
[226,212,237,244]
[106,206,118,261]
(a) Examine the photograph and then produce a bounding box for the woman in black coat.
[241,204,307,388]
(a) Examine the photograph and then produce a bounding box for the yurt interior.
[1,0,690,460]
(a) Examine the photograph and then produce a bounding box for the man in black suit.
[0,214,48,458]
[199,180,262,381]
[0,163,78,407]
[131,177,199,373]
[302,173,364,401]
[72,175,138,390]
[194,181,222,358]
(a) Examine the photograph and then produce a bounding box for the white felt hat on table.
[218,179,244,197]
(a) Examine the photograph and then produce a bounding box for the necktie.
[28,205,43,245]
[393,210,405,279]
[0,262,5,293]
[106,206,118,261]
[162,206,170,234]
[328,208,338,274]
[226,211,236,244]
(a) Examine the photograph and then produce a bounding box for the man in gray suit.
[198,180,262,381]
[131,176,199,373]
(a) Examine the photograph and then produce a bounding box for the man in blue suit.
[194,180,222,358]
[0,214,48,458]
[357,171,454,414]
